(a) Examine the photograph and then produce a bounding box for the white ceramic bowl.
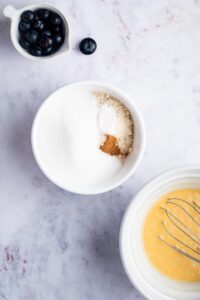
[3,3,70,61]
[120,166,200,300]
[31,81,145,194]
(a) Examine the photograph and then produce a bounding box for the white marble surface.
[1,0,200,299]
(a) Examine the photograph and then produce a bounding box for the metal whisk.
[158,197,200,263]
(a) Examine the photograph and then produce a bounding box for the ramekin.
[3,3,70,61]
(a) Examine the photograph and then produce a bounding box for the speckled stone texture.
[1,0,200,299]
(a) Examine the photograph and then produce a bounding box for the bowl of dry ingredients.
[32,81,145,194]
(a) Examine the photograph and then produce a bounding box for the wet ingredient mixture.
[143,189,200,282]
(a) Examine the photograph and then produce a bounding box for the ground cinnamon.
[100,134,122,156]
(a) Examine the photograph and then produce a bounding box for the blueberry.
[18,20,31,33]
[21,10,35,22]
[36,9,50,20]
[50,13,61,25]
[54,35,64,46]
[43,47,53,56]
[39,36,53,48]
[34,14,39,21]
[42,30,52,37]
[29,47,43,57]
[79,38,97,55]
[25,30,39,44]
[19,38,30,50]
[52,26,61,33]
[33,19,44,31]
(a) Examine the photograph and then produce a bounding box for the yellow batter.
[143,189,200,282]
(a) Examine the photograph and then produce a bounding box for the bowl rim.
[31,80,146,195]
[119,165,200,300]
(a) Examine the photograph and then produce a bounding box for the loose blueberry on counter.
[79,38,97,55]
[18,21,31,33]
[21,10,35,22]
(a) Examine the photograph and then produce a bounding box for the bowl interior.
[32,81,145,194]
[120,167,200,300]
[10,3,70,61]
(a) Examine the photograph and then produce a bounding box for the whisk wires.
[158,197,200,264]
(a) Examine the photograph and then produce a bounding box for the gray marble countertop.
[1,0,200,299]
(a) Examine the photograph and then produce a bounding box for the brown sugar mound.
[93,91,134,158]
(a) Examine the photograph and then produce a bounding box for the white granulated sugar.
[98,104,117,135]
[37,88,122,190]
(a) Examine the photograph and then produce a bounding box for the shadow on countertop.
[89,192,145,300]
[0,19,15,54]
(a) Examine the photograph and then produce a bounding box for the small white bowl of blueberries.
[4,3,97,60]
[3,3,70,60]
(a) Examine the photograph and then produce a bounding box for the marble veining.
[1,0,200,299]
